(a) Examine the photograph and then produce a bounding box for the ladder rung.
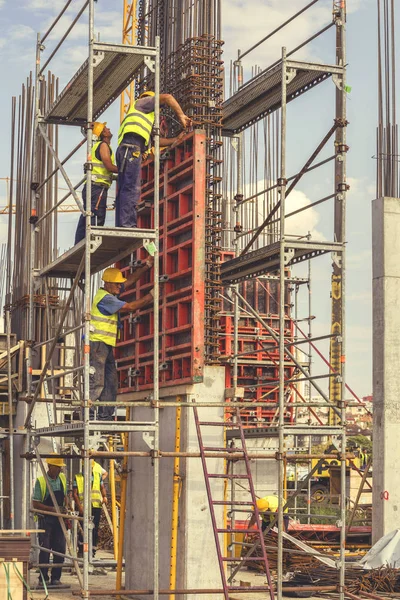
[203,446,244,452]
[208,474,250,479]
[212,500,255,506]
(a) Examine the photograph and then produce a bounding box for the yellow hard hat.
[102,267,127,283]
[93,121,107,137]
[46,456,66,467]
[256,497,270,511]
[139,90,155,98]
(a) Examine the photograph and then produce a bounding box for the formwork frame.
[21,2,161,598]
[220,2,348,599]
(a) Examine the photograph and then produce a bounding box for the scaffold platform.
[221,239,343,284]
[38,226,156,279]
[33,420,157,437]
[45,43,157,126]
[227,425,345,440]
[222,60,343,136]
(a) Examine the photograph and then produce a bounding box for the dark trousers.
[115,144,142,228]
[89,341,118,420]
[75,183,109,244]
[92,507,101,553]
[77,507,102,556]
[38,518,66,582]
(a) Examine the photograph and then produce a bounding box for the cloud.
[9,24,35,40]
[222,0,330,73]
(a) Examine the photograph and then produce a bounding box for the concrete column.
[125,366,225,600]
[372,196,400,542]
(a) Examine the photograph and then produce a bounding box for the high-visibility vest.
[37,473,67,502]
[258,496,289,523]
[75,469,102,508]
[89,289,118,347]
[118,100,155,146]
[91,141,115,188]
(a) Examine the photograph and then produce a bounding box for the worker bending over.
[75,122,118,244]
[73,460,108,558]
[116,91,192,228]
[90,262,154,420]
[249,495,289,533]
[32,457,68,588]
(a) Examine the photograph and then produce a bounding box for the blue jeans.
[115,144,142,227]
[89,341,118,420]
[75,184,108,244]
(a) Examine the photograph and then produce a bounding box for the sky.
[0,0,390,397]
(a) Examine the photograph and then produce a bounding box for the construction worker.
[89,263,154,420]
[75,122,118,244]
[116,91,192,228]
[249,495,289,533]
[32,456,68,588]
[72,460,108,558]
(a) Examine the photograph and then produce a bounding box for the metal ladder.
[192,404,274,600]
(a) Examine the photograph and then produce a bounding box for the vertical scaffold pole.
[277,46,287,600]
[335,2,347,599]
[153,35,161,600]
[83,0,95,596]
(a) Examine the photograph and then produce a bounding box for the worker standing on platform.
[73,460,108,558]
[75,122,118,244]
[116,91,192,228]
[32,457,68,588]
[89,263,154,420]
[249,495,289,533]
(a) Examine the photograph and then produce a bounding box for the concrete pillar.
[372,196,400,542]
[125,366,225,600]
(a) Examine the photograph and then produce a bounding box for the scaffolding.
[219,1,348,599]
[0,1,372,600]
[11,1,161,597]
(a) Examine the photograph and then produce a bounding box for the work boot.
[50,579,62,586]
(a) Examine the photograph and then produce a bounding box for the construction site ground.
[28,550,326,600]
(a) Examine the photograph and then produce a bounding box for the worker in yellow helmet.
[75,121,118,244]
[116,90,192,228]
[32,456,68,588]
[249,495,289,533]
[89,263,154,420]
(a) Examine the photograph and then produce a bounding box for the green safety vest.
[37,472,67,502]
[89,289,118,347]
[118,100,155,146]
[91,141,115,188]
[75,469,103,508]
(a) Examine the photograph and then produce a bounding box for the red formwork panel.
[115,131,206,392]
[220,251,295,426]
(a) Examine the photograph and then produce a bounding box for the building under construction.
[1,0,399,599]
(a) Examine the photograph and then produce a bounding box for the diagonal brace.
[233,288,341,416]
[38,124,85,214]
[24,254,85,427]
[240,120,341,256]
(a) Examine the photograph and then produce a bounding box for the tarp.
[359,529,400,569]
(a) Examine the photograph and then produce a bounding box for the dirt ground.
[28,551,326,600]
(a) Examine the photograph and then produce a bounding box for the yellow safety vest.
[89,289,118,347]
[258,496,288,523]
[91,141,115,188]
[118,100,155,146]
[75,469,102,508]
[37,473,67,502]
